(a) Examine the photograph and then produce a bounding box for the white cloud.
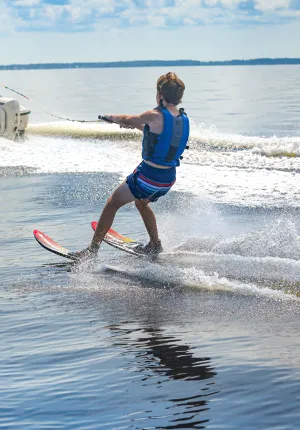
[44,5,59,22]
[0,3,17,34]
[255,0,290,11]
[4,0,300,35]
[13,0,40,5]
[145,0,168,7]
[70,0,115,14]
[183,17,196,25]
[204,0,240,6]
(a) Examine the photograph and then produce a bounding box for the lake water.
[1,66,300,429]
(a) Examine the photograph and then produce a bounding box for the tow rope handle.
[98,115,114,123]
[98,115,134,129]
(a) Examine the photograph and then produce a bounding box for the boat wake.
[94,259,298,301]
[88,219,300,301]
[27,121,300,158]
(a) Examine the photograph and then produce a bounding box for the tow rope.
[0,83,112,124]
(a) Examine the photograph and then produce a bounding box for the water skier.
[77,72,190,258]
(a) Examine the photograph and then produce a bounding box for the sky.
[1,0,300,64]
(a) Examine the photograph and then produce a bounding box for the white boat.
[0,97,30,140]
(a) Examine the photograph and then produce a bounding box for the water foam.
[171,217,300,276]
[252,140,300,158]
[27,121,300,157]
[97,262,297,301]
[186,121,300,155]
[210,219,300,260]
[0,134,139,175]
[2,124,300,207]
[27,121,141,141]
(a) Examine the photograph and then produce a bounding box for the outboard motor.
[0,97,21,140]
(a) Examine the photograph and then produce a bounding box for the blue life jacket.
[142,106,190,167]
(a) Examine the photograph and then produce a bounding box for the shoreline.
[1,58,300,71]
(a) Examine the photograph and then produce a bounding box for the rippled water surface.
[1,66,300,429]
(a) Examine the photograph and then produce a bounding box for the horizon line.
[1,58,300,70]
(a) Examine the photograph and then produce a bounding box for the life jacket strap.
[143,124,159,158]
[164,108,186,163]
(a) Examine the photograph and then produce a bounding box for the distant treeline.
[1,58,300,71]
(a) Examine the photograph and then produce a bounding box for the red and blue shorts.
[126,161,176,202]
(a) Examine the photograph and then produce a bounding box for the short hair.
[157,72,185,106]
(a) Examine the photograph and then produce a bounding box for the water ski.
[33,230,78,261]
[34,225,145,261]
[91,222,145,256]
[34,224,147,261]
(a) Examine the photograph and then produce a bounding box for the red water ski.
[33,230,78,261]
[91,222,144,256]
